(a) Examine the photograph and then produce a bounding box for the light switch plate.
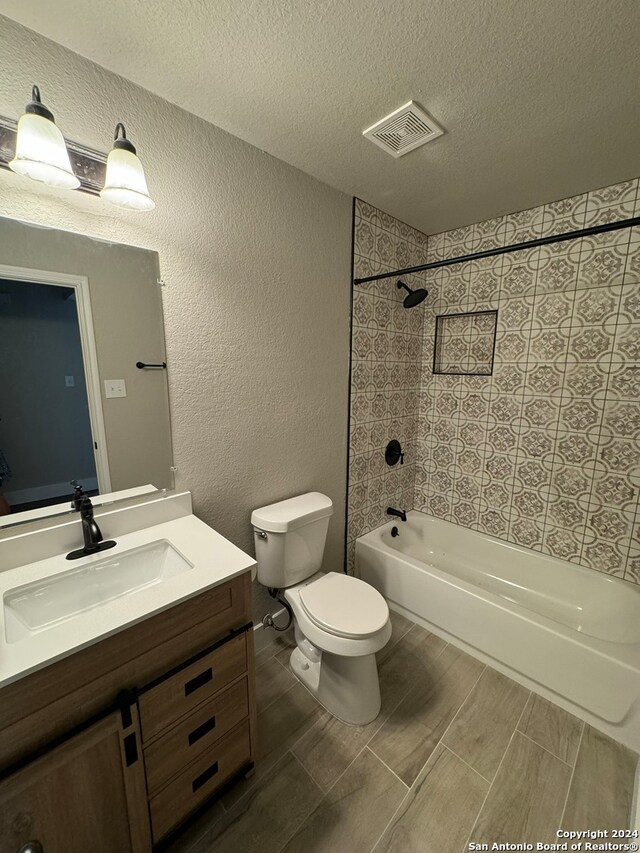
[65,375,75,387]
[104,379,127,398]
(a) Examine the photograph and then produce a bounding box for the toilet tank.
[251,492,333,588]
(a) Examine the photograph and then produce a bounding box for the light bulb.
[100,123,154,211]
[8,85,80,189]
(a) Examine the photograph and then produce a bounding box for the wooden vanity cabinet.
[0,706,149,853]
[0,572,257,851]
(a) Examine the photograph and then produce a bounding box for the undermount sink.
[3,540,194,643]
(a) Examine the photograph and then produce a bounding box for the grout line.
[367,767,414,852]
[558,720,586,830]
[365,745,410,789]
[288,748,327,795]
[316,743,369,797]
[219,747,295,818]
[461,689,532,851]
[255,664,298,714]
[440,743,492,783]
[269,750,328,853]
[362,629,453,751]
[223,678,310,813]
[287,621,443,772]
[368,655,488,836]
[380,614,414,661]
[516,730,574,768]
[272,651,294,670]
[434,661,487,746]
[438,663,487,746]
[518,691,533,729]
[286,748,332,796]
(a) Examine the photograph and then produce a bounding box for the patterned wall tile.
[627,551,640,584]
[348,199,428,548]
[423,178,640,583]
[502,206,546,245]
[583,180,638,228]
[350,180,640,583]
[543,526,583,562]
[536,246,581,295]
[541,192,587,237]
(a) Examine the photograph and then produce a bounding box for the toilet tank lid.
[251,492,333,533]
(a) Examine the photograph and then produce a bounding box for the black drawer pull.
[188,715,216,746]
[184,667,213,696]
[192,760,218,792]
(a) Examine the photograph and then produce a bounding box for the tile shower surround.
[348,200,430,571]
[348,179,640,583]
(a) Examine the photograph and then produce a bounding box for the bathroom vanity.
[0,491,257,851]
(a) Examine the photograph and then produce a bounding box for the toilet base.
[289,644,382,726]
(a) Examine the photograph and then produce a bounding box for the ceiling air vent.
[363,101,444,158]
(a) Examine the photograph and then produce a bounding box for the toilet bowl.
[284,572,391,724]
[251,492,391,725]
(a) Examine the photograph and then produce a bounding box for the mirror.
[0,216,173,528]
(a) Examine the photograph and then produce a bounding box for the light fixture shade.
[8,87,80,189]
[100,124,154,211]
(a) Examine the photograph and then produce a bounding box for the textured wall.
[3,0,640,237]
[0,18,353,620]
[347,199,428,571]
[416,179,640,582]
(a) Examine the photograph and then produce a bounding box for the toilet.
[252,492,391,725]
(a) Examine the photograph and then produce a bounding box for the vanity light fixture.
[8,85,80,189]
[100,123,155,211]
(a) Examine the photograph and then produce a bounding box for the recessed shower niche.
[432,309,498,376]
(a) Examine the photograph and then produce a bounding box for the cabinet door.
[0,708,150,853]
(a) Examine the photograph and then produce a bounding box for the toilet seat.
[299,572,389,639]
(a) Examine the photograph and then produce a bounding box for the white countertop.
[0,497,256,689]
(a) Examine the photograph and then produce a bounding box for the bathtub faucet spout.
[387,507,407,522]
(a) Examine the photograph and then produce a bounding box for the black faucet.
[66,481,117,560]
[387,507,407,522]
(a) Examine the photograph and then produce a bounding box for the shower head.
[397,280,428,309]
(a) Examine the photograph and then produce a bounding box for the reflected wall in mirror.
[0,216,174,527]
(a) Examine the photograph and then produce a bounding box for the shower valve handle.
[385,439,404,467]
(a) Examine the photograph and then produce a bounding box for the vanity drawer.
[144,677,249,795]
[139,633,247,742]
[149,720,251,842]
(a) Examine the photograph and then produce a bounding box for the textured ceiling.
[1,0,639,234]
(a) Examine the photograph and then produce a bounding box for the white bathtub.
[356,511,640,751]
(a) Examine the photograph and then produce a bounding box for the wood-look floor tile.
[377,626,448,726]
[292,625,445,791]
[292,710,376,793]
[561,725,637,830]
[255,654,296,712]
[369,644,485,786]
[221,681,323,808]
[192,752,323,853]
[471,731,571,845]
[517,692,583,765]
[272,631,297,668]
[166,801,226,852]
[443,667,529,780]
[373,744,488,853]
[282,748,407,853]
[378,609,415,663]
